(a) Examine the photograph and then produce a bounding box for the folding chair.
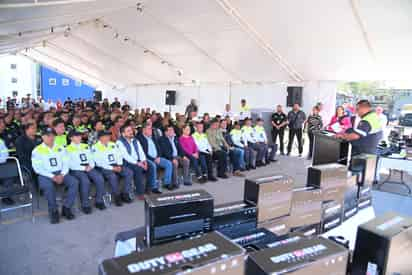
[0,157,34,223]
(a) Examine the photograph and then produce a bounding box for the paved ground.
[0,154,411,275]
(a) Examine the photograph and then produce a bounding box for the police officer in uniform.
[254,118,277,163]
[242,118,265,166]
[336,100,383,155]
[31,128,79,224]
[271,105,288,155]
[92,130,133,206]
[67,131,106,213]
[53,118,68,148]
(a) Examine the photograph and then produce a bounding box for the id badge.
[79,153,88,162]
[49,158,58,167]
[108,154,115,163]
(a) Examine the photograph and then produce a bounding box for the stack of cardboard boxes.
[244,175,293,236]
[307,163,348,232]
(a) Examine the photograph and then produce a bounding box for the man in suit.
[137,123,175,190]
[159,126,192,186]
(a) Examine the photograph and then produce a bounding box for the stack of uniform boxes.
[307,163,348,233]
[351,154,376,210]
[288,186,323,236]
[244,174,293,236]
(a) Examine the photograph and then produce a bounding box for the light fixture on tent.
[177,69,183,77]
[124,36,130,42]
[136,2,144,12]
[63,25,71,37]
[113,32,119,39]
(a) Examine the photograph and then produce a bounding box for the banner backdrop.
[40,66,95,102]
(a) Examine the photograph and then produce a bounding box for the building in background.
[0,54,37,103]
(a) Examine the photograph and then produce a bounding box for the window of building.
[11,77,18,83]
[10,64,17,69]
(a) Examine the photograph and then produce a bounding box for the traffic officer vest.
[241,126,256,143]
[55,134,67,148]
[32,143,67,177]
[192,132,210,152]
[254,126,266,142]
[66,143,91,169]
[94,141,119,166]
[361,112,381,134]
[230,129,244,147]
[352,111,383,154]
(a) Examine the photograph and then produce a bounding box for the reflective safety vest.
[0,138,9,163]
[254,125,267,143]
[192,132,211,153]
[230,129,245,148]
[32,143,68,178]
[92,141,122,170]
[361,112,382,134]
[55,134,67,148]
[241,126,257,143]
[66,143,94,171]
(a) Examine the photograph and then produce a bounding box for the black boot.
[121,193,133,203]
[50,209,60,224]
[95,202,106,210]
[61,206,75,220]
[82,206,92,214]
[114,195,123,207]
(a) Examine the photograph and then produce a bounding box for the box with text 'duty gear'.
[352,212,412,275]
[289,186,323,228]
[144,189,213,246]
[244,174,293,223]
[307,163,348,202]
[99,232,246,275]
[246,236,349,275]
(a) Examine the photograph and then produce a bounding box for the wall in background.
[0,55,37,100]
[103,81,337,118]
[41,66,95,102]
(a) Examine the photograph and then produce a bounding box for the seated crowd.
[0,97,277,224]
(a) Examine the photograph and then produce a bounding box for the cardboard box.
[357,185,372,210]
[289,187,322,228]
[321,200,343,232]
[213,200,257,237]
[244,174,293,223]
[229,228,279,253]
[291,222,322,237]
[101,232,245,275]
[307,164,348,202]
[352,213,412,275]
[144,190,213,246]
[258,215,290,236]
[246,236,349,275]
[343,185,359,221]
[351,154,377,186]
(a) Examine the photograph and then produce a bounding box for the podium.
[312,131,350,166]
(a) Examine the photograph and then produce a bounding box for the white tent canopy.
[1,0,412,89]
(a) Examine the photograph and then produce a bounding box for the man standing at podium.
[336,100,382,155]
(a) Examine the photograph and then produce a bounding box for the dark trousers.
[99,167,133,196]
[213,150,228,177]
[308,132,315,158]
[287,128,303,154]
[70,169,105,207]
[187,155,202,177]
[38,174,79,211]
[199,152,213,177]
[272,127,285,153]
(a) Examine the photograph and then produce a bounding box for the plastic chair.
[0,157,34,223]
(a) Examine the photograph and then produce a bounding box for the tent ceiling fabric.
[1,0,411,87]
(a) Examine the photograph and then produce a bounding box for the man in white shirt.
[375,106,388,130]
[117,124,161,200]
[192,122,217,182]
[222,104,234,119]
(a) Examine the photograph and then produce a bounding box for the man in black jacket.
[137,123,174,190]
[159,126,192,186]
[16,122,41,173]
